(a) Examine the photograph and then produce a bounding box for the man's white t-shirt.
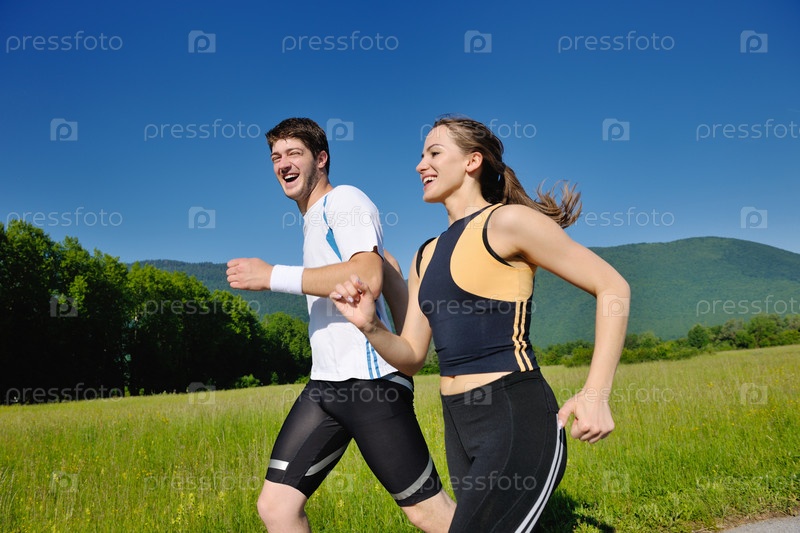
[303,185,398,381]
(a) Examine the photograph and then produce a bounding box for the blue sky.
[1,0,798,273]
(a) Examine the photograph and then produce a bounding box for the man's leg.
[328,374,456,533]
[258,382,350,532]
[257,481,310,533]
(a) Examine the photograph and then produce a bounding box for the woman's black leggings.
[441,370,567,533]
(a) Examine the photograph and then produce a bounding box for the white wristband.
[270,265,304,295]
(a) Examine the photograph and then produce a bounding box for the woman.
[331,116,630,532]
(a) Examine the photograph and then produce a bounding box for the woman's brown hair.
[432,116,582,228]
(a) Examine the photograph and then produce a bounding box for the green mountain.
[134,237,800,347]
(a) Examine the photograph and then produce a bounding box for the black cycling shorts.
[442,370,567,532]
[266,372,443,507]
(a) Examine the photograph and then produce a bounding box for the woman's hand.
[557,389,615,444]
[331,274,380,332]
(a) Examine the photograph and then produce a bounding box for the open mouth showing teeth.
[423,177,436,185]
[284,174,299,183]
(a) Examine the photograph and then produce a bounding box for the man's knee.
[256,481,307,527]
[400,490,455,531]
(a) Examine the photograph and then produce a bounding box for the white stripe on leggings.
[514,416,565,533]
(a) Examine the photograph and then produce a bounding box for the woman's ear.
[465,151,483,173]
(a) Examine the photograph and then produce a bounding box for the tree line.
[3,220,798,404]
[0,221,311,404]
[536,313,800,367]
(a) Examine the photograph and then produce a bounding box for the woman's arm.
[331,253,433,375]
[489,204,630,443]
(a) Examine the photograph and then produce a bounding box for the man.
[227,117,455,532]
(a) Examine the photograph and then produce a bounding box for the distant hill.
[133,237,800,347]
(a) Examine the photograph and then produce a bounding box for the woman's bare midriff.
[439,372,512,396]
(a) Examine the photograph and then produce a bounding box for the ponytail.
[434,115,582,228]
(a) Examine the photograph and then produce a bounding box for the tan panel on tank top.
[450,206,533,302]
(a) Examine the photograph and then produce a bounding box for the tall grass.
[1,346,798,532]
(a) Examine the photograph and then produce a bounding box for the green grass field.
[2,346,798,532]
